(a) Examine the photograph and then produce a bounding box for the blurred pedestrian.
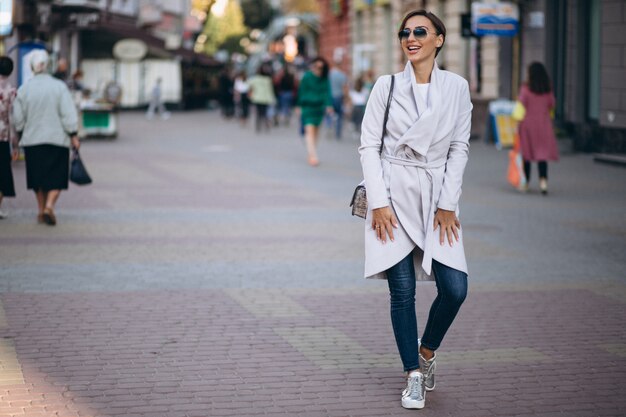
[0,57,18,219]
[276,65,297,126]
[327,60,348,139]
[517,62,558,194]
[363,69,376,96]
[12,50,80,226]
[348,76,368,137]
[53,57,69,83]
[146,78,170,120]
[248,64,276,133]
[359,10,471,410]
[218,68,235,119]
[67,70,84,93]
[233,71,250,126]
[295,57,333,166]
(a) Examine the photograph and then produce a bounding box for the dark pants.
[523,160,548,182]
[255,104,269,132]
[387,252,467,372]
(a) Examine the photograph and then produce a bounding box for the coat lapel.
[396,61,443,157]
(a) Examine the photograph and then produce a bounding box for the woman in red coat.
[517,62,558,194]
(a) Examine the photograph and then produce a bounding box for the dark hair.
[355,77,364,92]
[310,56,329,79]
[398,10,446,57]
[0,56,13,77]
[527,62,552,94]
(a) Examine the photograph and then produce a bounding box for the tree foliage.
[198,0,247,55]
[239,0,275,29]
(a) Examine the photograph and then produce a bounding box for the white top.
[349,89,369,106]
[234,78,250,94]
[13,73,78,148]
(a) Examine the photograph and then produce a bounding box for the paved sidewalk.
[1,111,625,417]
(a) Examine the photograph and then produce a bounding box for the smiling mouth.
[407,46,421,52]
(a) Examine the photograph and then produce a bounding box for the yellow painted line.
[0,339,25,385]
[598,343,626,358]
[225,289,311,318]
[274,326,549,370]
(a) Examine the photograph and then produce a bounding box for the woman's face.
[400,15,443,67]
[311,60,324,76]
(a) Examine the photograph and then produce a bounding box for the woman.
[359,10,471,409]
[233,71,250,126]
[296,57,333,166]
[248,64,276,133]
[348,76,368,136]
[276,65,297,126]
[13,50,80,226]
[0,57,17,219]
[517,62,558,194]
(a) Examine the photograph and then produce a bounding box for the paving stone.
[0,112,624,416]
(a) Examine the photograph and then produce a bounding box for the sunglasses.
[398,26,434,40]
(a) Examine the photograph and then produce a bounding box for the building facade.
[317,0,351,74]
[342,0,625,152]
[3,0,217,108]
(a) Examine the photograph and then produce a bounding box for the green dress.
[297,71,332,126]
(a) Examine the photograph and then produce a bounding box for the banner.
[471,2,519,37]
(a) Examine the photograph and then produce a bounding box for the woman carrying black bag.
[12,50,80,226]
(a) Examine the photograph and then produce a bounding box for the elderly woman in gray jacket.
[359,10,472,410]
[13,50,80,226]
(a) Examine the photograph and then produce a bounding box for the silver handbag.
[350,75,395,219]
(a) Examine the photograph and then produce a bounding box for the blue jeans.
[325,96,344,139]
[387,252,468,372]
[278,91,294,120]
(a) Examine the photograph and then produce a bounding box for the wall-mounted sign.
[113,39,148,61]
[0,0,13,37]
[471,2,519,37]
[528,11,545,29]
[69,12,100,28]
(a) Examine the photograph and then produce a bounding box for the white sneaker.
[0,209,7,219]
[401,370,425,409]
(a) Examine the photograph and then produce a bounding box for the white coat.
[359,62,472,281]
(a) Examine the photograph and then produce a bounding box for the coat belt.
[383,154,447,275]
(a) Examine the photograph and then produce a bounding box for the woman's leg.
[420,260,467,353]
[45,190,61,210]
[523,160,531,183]
[538,161,548,179]
[387,252,420,372]
[305,125,319,166]
[538,161,548,193]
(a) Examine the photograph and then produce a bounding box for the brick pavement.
[1,111,625,416]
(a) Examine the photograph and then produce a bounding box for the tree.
[239,0,275,29]
[197,0,247,55]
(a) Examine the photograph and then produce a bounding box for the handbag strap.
[379,75,396,155]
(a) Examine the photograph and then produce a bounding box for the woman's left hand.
[325,106,334,116]
[71,135,80,151]
[433,208,461,246]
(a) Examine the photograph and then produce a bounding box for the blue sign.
[472,2,519,37]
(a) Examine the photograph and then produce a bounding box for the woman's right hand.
[371,206,398,243]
